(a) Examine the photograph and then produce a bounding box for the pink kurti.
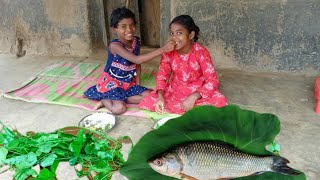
[139,42,227,114]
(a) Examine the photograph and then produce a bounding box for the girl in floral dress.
[84,7,174,115]
[139,15,228,114]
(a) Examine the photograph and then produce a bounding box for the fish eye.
[154,159,162,166]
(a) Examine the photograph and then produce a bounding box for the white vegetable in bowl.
[80,113,116,132]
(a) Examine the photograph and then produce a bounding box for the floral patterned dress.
[84,36,148,102]
[139,42,227,114]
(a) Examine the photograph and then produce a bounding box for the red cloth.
[315,76,320,114]
[139,42,227,114]
[315,77,320,99]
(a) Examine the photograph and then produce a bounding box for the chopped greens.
[0,122,125,180]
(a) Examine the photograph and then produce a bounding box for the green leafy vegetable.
[120,105,306,180]
[0,147,8,164]
[33,168,56,180]
[4,152,37,169]
[14,168,37,180]
[0,123,125,180]
[40,154,57,167]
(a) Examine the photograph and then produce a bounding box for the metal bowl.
[79,113,116,133]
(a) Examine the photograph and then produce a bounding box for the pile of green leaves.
[120,105,306,180]
[0,124,125,180]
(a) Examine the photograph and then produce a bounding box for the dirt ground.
[0,50,319,179]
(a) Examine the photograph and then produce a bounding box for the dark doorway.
[138,0,160,47]
[102,0,160,47]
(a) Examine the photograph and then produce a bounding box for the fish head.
[148,152,182,177]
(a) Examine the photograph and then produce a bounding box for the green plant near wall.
[0,124,125,180]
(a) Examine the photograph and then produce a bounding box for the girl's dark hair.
[169,15,200,42]
[110,7,136,28]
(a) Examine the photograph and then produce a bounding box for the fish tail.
[271,156,301,176]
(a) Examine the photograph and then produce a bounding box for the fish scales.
[148,141,299,179]
[175,142,272,179]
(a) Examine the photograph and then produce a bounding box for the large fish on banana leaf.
[148,141,300,180]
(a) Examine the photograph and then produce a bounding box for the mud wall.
[0,0,94,56]
[87,0,107,50]
[160,0,320,75]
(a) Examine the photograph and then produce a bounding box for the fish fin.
[271,156,301,175]
[252,172,264,175]
[179,173,198,180]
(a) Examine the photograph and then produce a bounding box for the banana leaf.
[120,105,305,180]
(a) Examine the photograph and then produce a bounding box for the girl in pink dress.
[139,15,228,114]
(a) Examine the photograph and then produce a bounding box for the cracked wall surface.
[0,0,92,56]
[161,0,320,75]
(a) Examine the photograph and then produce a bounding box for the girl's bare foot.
[94,101,104,110]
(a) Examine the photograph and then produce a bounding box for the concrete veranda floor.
[0,51,319,179]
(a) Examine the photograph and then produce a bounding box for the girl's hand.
[182,93,201,112]
[182,97,196,112]
[135,64,141,85]
[155,97,165,114]
[161,40,175,53]
[135,78,140,85]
